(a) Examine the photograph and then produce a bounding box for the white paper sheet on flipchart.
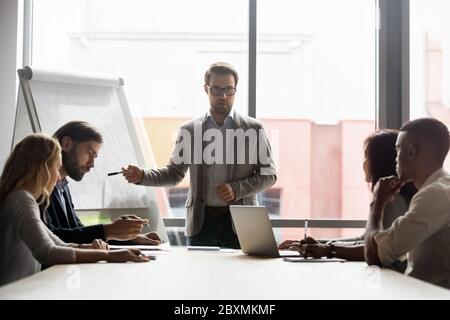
[28,71,149,210]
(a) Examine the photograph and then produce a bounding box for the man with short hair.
[123,62,277,248]
[365,118,450,288]
[44,121,161,245]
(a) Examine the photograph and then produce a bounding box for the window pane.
[410,0,450,171]
[257,0,377,240]
[32,0,249,221]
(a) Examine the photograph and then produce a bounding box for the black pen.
[107,170,124,176]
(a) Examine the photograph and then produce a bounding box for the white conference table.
[0,247,449,300]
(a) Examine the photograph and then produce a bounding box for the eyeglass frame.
[205,85,237,97]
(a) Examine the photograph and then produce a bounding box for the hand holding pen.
[121,165,144,184]
[121,214,150,227]
[107,165,144,185]
[103,215,149,241]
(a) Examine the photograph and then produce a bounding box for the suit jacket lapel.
[50,188,70,227]
[230,111,247,180]
[62,186,78,228]
[195,113,208,200]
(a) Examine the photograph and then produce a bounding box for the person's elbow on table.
[364,234,383,266]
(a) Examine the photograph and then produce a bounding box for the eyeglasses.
[206,85,237,97]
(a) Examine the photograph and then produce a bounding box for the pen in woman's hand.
[304,218,308,241]
[302,218,309,258]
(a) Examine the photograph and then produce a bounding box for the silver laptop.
[230,205,301,258]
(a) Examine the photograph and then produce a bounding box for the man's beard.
[213,102,231,114]
[62,149,85,181]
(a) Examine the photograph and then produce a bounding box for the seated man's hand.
[121,214,146,221]
[131,232,162,245]
[373,175,403,205]
[104,217,148,241]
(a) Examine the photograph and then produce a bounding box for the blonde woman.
[0,134,149,286]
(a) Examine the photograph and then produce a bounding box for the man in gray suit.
[122,62,277,248]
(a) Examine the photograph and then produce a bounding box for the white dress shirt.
[374,168,450,288]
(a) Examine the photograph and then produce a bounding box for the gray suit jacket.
[139,111,277,236]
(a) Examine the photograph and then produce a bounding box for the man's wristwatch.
[327,244,336,258]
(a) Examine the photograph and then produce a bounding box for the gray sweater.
[0,190,75,286]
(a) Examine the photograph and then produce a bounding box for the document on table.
[187,246,236,253]
[109,243,171,251]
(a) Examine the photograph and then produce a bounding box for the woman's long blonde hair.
[0,133,61,210]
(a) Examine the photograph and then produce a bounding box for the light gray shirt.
[375,168,450,289]
[0,190,76,286]
[204,110,235,206]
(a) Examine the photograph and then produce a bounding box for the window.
[32,0,249,221]
[32,0,380,241]
[257,0,377,239]
[410,0,450,171]
[258,188,281,217]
